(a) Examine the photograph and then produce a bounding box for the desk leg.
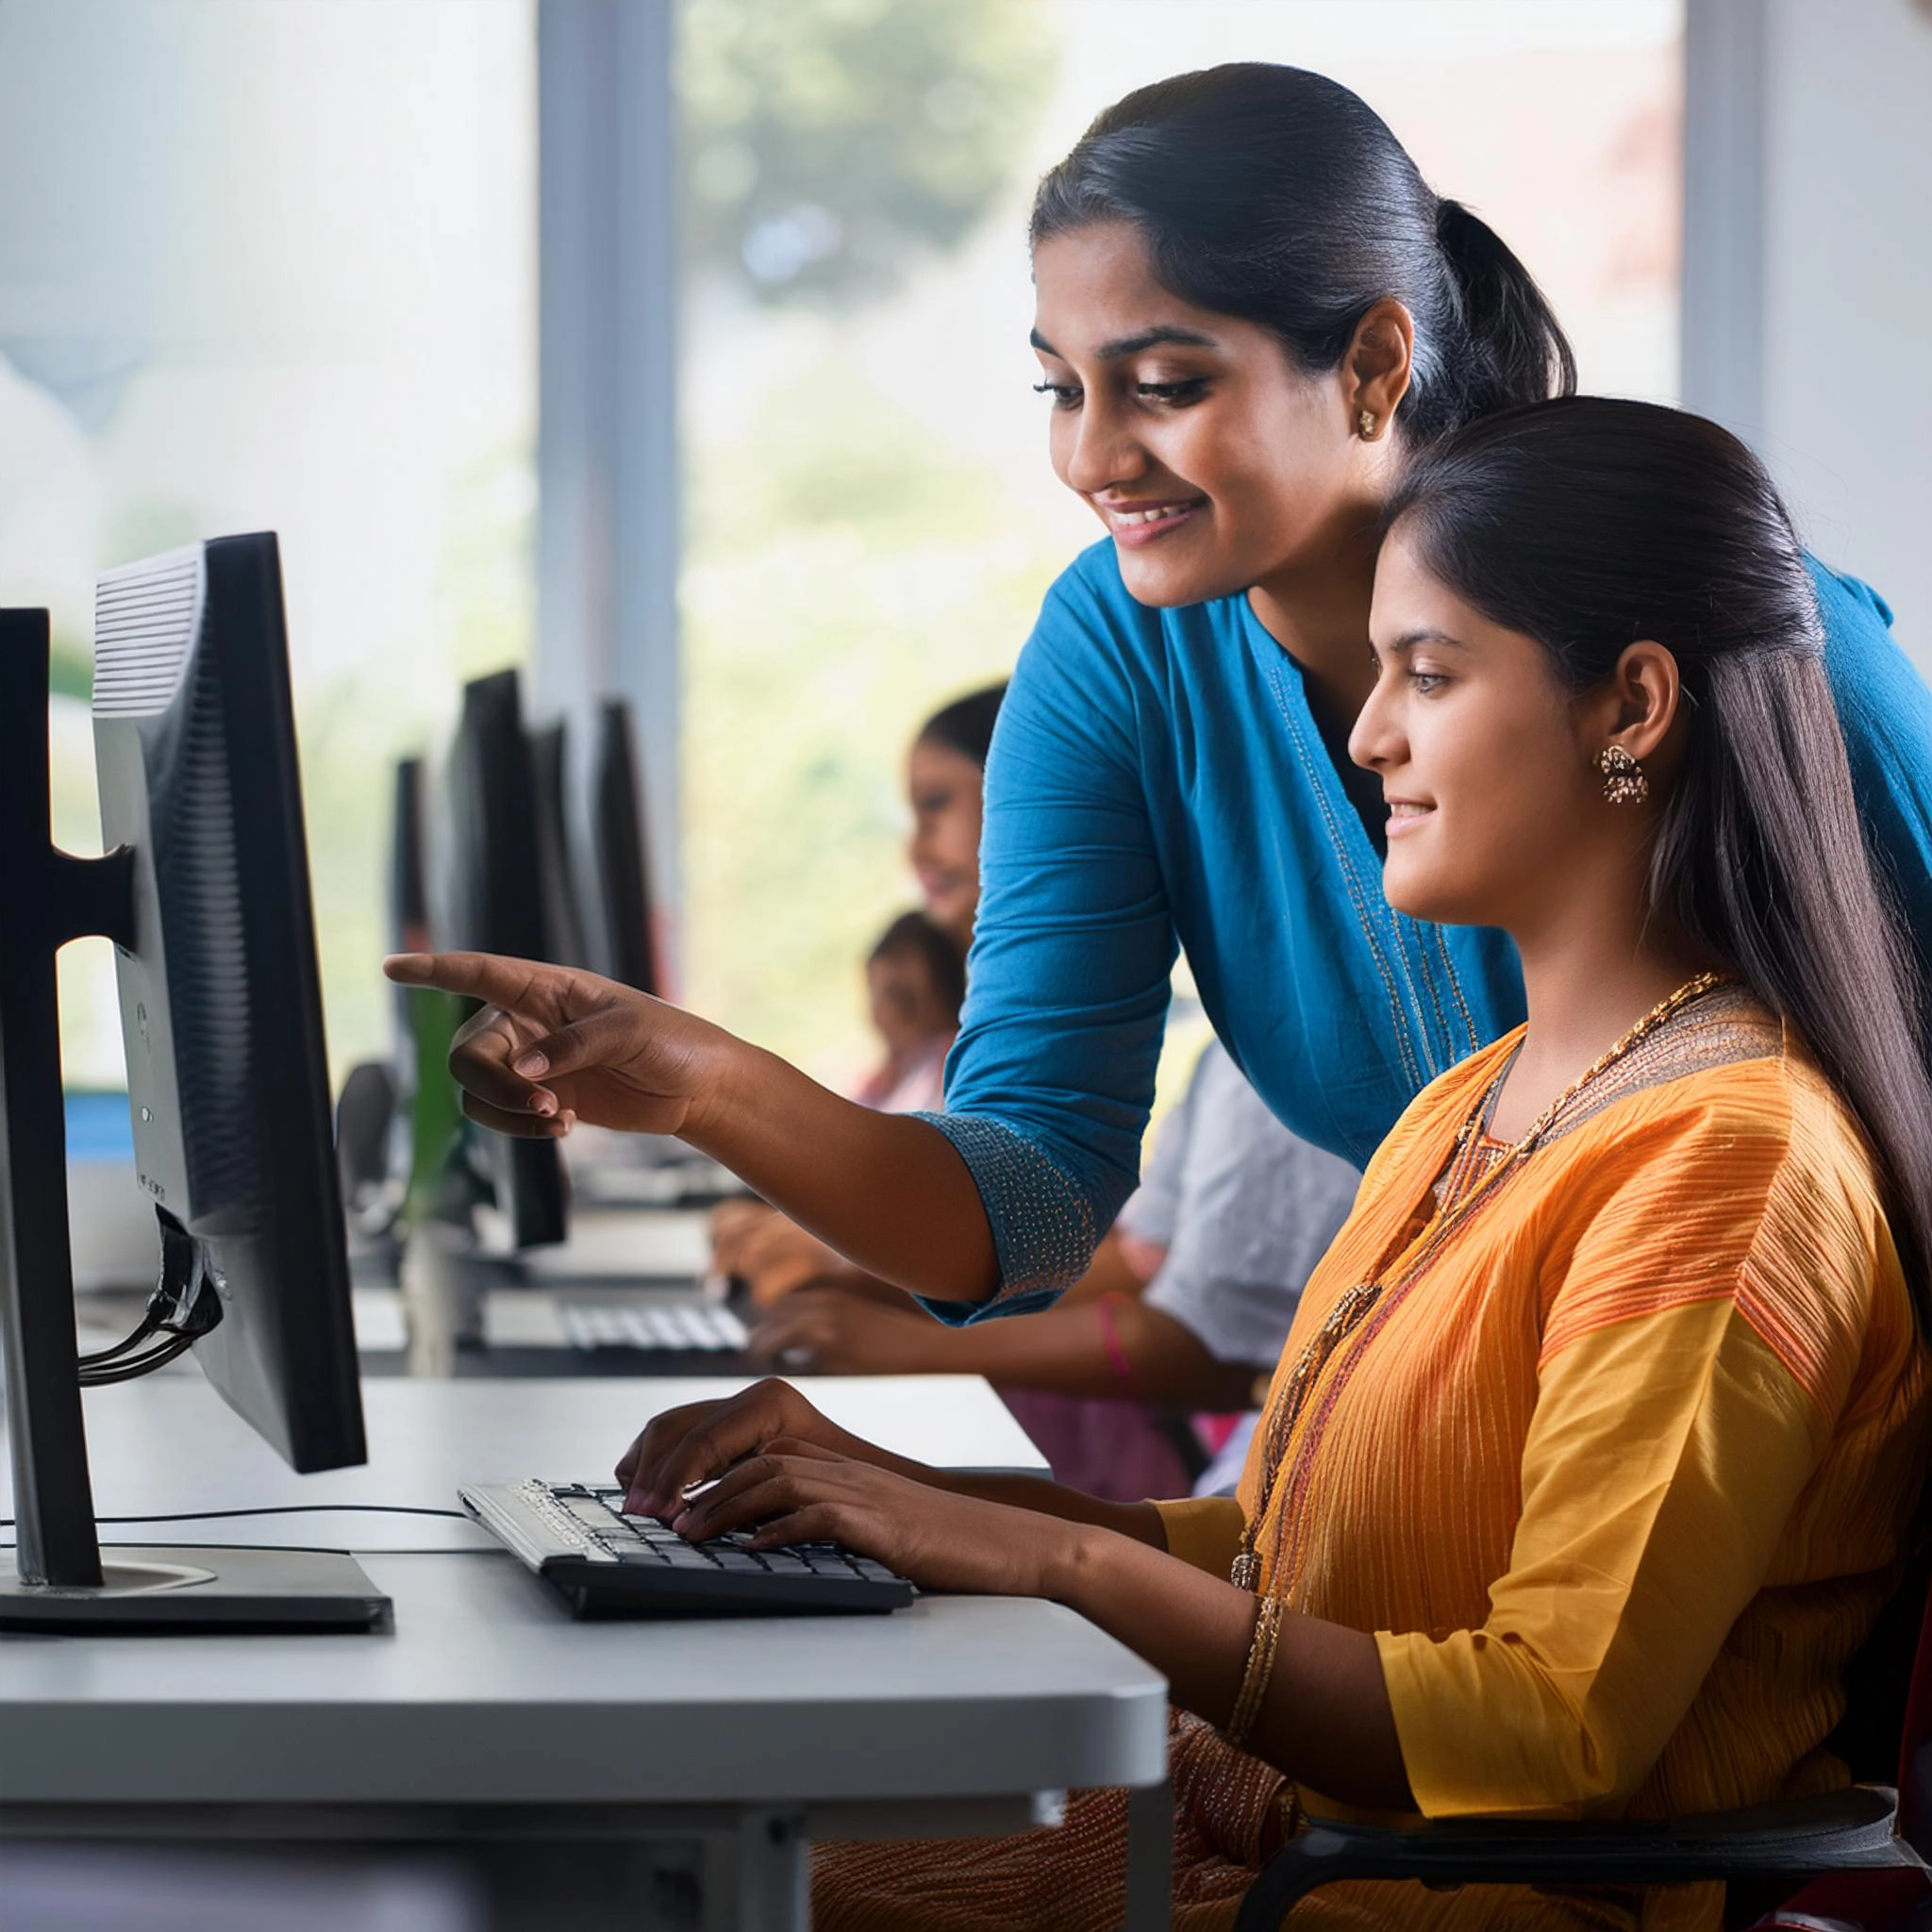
[727,1808,809,1932]
[1121,1779,1172,1932]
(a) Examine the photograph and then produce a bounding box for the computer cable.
[0,1542,496,1557]
[76,1215,228,1384]
[0,1505,473,1528]
[76,1313,161,1369]
[76,1334,198,1384]
[0,1503,487,1559]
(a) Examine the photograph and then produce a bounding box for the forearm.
[919,1300,1262,1408]
[689,1044,998,1303]
[824,1426,1165,1546]
[1047,1525,1413,1808]
[923,1469,1167,1544]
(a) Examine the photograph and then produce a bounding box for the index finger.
[384,951,556,1012]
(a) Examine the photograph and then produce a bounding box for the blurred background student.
[712,683,1006,1305]
[751,1037,1360,1501]
[853,910,965,1114]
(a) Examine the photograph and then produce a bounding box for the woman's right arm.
[382,951,1003,1302]
[386,552,1180,1309]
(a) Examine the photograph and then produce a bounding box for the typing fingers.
[669,1449,861,1543]
[617,1385,790,1514]
[744,1303,832,1371]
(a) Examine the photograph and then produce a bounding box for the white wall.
[1687,0,1932,658]
[1763,0,1932,649]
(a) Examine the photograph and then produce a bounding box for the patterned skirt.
[811,1709,1683,1932]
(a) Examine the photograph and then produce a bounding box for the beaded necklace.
[1228,969,1735,1593]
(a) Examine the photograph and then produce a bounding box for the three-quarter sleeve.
[1376,1116,1883,1820]
[1152,1496,1247,1578]
[921,558,1180,1314]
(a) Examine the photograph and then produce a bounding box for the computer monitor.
[0,535,385,1630]
[440,670,568,1250]
[391,755,431,957]
[591,697,661,996]
[527,719,591,973]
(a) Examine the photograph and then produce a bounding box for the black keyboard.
[458,1479,915,1618]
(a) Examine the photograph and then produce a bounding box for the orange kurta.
[816,996,1930,1931]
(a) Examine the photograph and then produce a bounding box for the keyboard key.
[468,1480,913,1611]
[754,1551,814,1576]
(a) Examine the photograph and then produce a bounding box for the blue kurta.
[923,539,1932,1312]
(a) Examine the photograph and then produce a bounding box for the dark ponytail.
[1433,200,1574,439]
[1030,64,1575,441]
[1385,397,1932,1330]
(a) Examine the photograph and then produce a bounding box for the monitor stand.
[0,609,389,1633]
[0,1548,388,1631]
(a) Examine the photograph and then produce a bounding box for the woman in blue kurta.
[384,65,1932,1318]
[939,538,1932,1310]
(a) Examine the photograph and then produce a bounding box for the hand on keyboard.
[662,1443,1076,1600]
[617,1377,894,1517]
[617,1380,1076,1600]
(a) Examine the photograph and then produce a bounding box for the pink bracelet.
[1096,1294,1134,1391]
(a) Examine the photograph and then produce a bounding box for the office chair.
[1233,1535,1932,1932]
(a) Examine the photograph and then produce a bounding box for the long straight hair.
[1386,397,1932,1328]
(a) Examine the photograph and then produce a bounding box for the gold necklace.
[1228,969,1735,1593]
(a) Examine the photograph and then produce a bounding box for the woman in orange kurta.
[405,399,1932,1930]
[799,977,1931,1931]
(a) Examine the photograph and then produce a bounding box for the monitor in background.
[441,669,568,1250]
[382,754,471,1240]
[591,697,661,997]
[391,754,431,958]
[527,719,591,973]
[0,536,386,1630]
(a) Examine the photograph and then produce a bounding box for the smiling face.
[1030,222,1374,609]
[906,736,986,943]
[1350,531,1611,935]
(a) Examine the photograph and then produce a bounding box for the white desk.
[0,1375,1171,1929]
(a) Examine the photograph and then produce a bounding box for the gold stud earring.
[1357,408,1379,441]
[1595,745,1649,805]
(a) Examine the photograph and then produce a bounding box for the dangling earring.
[1357,408,1380,441]
[1595,745,1649,805]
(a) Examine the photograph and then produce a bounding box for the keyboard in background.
[557,1299,748,1354]
[461,1479,913,1617]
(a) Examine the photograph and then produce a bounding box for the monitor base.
[0,1546,391,1632]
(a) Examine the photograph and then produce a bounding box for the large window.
[676,0,1684,1092]
[0,0,537,1086]
[2,1,1682,1108]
